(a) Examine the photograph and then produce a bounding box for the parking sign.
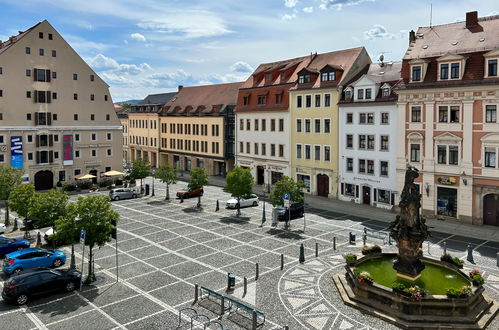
[283,193,290,201]
[80,229,86,243]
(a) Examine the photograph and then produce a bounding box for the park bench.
[225,296,265,328]
[363,227,392,245]
[200,286,231,313]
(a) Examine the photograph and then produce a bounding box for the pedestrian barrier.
[363,227,392,245]
[225,296,265,329]
[200,286,231,313]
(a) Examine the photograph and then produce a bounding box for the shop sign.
[437,176,457,185]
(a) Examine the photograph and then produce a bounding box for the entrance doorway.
[362,186,371,205]
[483,194,499,226]
[317,174,329,197]
[257,166,264,185]
[34,170,54,190]
[437,187,457,217]
[89,170,98,184]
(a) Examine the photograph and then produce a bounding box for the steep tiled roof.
[139,92,177,105]
[0,21,42,55]
[162,82,243,116]
[404,14,499,60]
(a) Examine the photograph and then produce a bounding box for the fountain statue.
[388,166,430,280]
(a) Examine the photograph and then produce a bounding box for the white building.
[338,61,401,209]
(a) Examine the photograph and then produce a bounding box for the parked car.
[0,223,5,235]
[109,187,138,201]
[2,268,81,305]
[226,194,259,209]
[3,248,66,276]
[276,202,305,221]
[0,236,30,257]
[23,218,40,230]
[176,186,204,198]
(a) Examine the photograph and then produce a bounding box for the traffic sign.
[80,229,86,243]
[283,193,290,201]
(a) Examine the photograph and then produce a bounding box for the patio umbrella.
[103,170,126,176]
[75,173,97,180]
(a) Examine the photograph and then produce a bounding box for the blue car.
[3,248,66,276]
[0,236,30,257]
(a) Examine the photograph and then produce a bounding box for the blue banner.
[10,136,23,169]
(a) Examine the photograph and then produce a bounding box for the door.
[257,166,264,185]
[362,186,371,205]
[89,170,98,184]
[483,194,499,226]
[317,174,329,197]
[35,272,59,294]
[28,251,48,268]
[34,170,54,190]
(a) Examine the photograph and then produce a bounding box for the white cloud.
[84,54,152,74]
[282,13,297,20]
[320,0,374,10]
[363,24,395,40]
[130,33,146,42]
[230,61,253,73]
[284,0,298,8]
[303,6,314,13]
[145,69,194,88]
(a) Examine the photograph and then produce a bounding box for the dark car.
[0,236,30,257]
[23,218,40,231]
[176,186,204,198]
[2,268,81,305]
[276,202,304,221]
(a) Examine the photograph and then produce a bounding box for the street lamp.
[267,167,271,194]
[151,167,156,197]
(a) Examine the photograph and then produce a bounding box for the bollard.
[261,201,266,226]
[13,218,18,231]
[388,235,392,245]
[180,195,184,203]
[36,232,42,247]
[243,277,247,296]
[252,310,258,330]
[194,283,199,303]
[220,296,225,317]
[427,241,431,255]
[315,242,319,258]
[362,233,367,246]
[443,241,447,255]
[299,243,305,264]
[280,254,284,270]
[467,243,474,263]
[333,236,336,250]
[255,263,259,281]
[216,200,220,212]
[497,252,499,267]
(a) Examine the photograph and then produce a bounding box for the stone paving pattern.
[0,179,498,329]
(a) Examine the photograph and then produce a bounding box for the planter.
[440,256,464,269]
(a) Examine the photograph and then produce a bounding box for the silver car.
[109,188,138,201]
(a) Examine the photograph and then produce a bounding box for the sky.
[1,0,498,102]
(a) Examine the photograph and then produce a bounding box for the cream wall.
[128,113,160,166]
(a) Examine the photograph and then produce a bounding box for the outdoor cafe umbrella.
[103,170,126,176]
[75,173,96,180]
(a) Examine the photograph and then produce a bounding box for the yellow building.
[159,83,242,175]
[289,48,371,197]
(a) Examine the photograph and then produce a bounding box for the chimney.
[409,30,416,45]
[178,85,183,92]
[466,11,478,28]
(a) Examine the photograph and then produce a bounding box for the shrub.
[472,275,485,286]
[343,253,357,264]
[452,257,464,265]
[99,181,108,188]
[446,286,472,298]
[391,283,407,293]
[469,269,481,278]
[115,179,123,186]
[79,182,90,190]
[62,184,76,192]
[362,245,382,255]
[356,271,373,285]
[441,253,464,266]
[56,181,62,187]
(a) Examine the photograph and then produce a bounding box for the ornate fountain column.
[389,166,429,281]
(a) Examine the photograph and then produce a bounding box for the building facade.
[396,11,499,226]
[0,20,122,190]
[128,93,176,168]
[338,61,401,209]
[290,47,371,198]
[159,83,241,175]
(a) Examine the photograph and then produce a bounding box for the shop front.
[437,186,458,218]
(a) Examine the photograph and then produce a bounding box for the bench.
[200,286,231,313]
[225,296,265,328]
[364,228,392,245]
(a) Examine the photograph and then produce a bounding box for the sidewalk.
[174,173,499,243]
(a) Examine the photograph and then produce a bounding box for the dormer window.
[411,65,422,82]
[439,62,461,80]
[344,87,353,100]
[265,73,272,81]
[382,87,390,97]
[243,96,249,106]
[365,88,372,99]
[321,71,335,82]
[357,89,364,100]
[298,74,311,84]
[487,59,498,77]
[257,95,266,105]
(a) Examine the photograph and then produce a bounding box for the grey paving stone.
[194,221,227,230]
[168,225,198,236]
[203,238,242,250]
[159,237,197,251]
[165,260,210,279]
[149,281,194,306]
[125,309,178,330]
[142,229,179,243]
[197,252,241,268]
[213,225,246,236]
[252,237,289,250]
[221,260,257,279]
[185,270,227,290]
[229,231,266,243]
[0,310,38,329]
[95,253,136,269]
[178,244,217,259]
[131,225,163,237]
[248,252,293,269]
[146,253,188,269]
[106,261,155,280]
[47,309,117,330]
[29,293,94,325]
[185,231,221,243]
[80,282,138,307]
[225,245,267,259]
[101,295,163,324]
[127,246,168,260]
[127,270,177,292]
[117,237,151,252]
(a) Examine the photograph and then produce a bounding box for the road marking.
[23,306,49,330]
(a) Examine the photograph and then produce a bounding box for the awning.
[75,174,96,180]
[103,170,126,177]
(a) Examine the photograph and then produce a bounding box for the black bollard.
[13,218,18,231]
[261,201,266,225]
[467,243,474,263]
[216,200,220,212]
[299,243,305,264]
[194,283,199,304]
[255,263,259,281]
[280,254,284,270]
[243,277,247,296]
[315,242,319,258]
[443,241,447,255]
[36,232,42,247]
[333,236,336,250]
[180,195,184,203]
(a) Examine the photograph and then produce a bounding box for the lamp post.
[267,167,271,194]
[151,167,156,197]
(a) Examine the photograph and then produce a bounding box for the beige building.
[159,83,242,175]
[115,105,130,167]
[0,20,122,189]
[128,93,176,168]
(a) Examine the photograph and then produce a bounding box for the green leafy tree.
[189,167,208,207]
[131,159,151,192]
[0,165,23,224]
[9,184,35,220]
[156,164,177,200]
[28,189,69,228]
[225,167,254,216]
[53,203,79,269]
[270,176,305,207]
[75,195,118,283]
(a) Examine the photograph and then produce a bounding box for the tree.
[53,203,79,269]
[189,167,208,208]
[270,176,305,207]
[75,195,118,283]
[156,163,177,200]
[225,167,254,216]
[131,159,151,192]
[9,184,35,220]
[0,165,24,224]
[28,189,69,228]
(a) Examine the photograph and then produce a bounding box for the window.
[74,169,81,176]
[440,63,449,80]
[412,65,421,82]
[329,71,335,80]
[48,33,53,40]
[52,92,57,100]
[410,144,420,162]
[367,135,375,150]
[26,91,31,98]
[246,119,250,130]
[485,105,497,123]
[26,47,31,54]
[305,119,311,133]
[367,160,374,174]
[74,133,80,141]
[246,142,250,154]
[345,89,352,100]
[315,94,321,107]
[271,119,276,131]
[52,71,57,79]
[106,114,110,121]
[243,96,249,105]
[437,145,447,164]
[296,119,302,132]
[73,93,78,100]
[321,71,335,81]
[344,183,355,197]
[381,113,389,124]
[257,95,266,105]
[91,150,97,157]
[51,50,56,57]
[488,59,498,77]
[104,95,108,101]
[357,89,364,100]
[91,114,95,121]
[346,113,353,124]
[54,151,59,159]
[239,142,244,153]
[39,32,43,39]
[324,94,331,107]
[324,119,330,133]
[380,136,389,151]
[380,161,388,176]
[365,88,372,99]
[254,143,259,155]
[26,69,31,77]
[346,134,353,148]
[74,114,78,121]
[449,146,459,165]
[314,145,320,161]
[90,74,95,81]
[298,74,311,84]
[297,95,302,108]
[279,119,284,132]
[27,135,32,142]
[382,87,390,97]
[28,153,33,161]
[52,113,57,121]
[271,144,276,156]
[39,48,44,56]
[240,119,244,130]
[438,106,460,123]
[91,133,97,141]
[450,62,460,79]
[485,147,496,167]
[106,133,112,140]
[305,145,311,160]
[275,93,282,104]
[90,94,94,101]
[36,69,47,82]
[73,73,78,80]
[260,143,266,155]
[279,144,284,157]
[359,113,366,124]
[378,189,390,204]
[358,159,366,173]
[26,113,32,120]
[411,106,421,122]
[367,113,374,124]
[36,91,47,103]
[261,119,266,131]
[358,135,366,149]
[324,146,330,161]
[305,95,311,108]
[314,119,320,133]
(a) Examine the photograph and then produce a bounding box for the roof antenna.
[429,3,433,28]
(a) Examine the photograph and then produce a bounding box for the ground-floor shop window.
[297,174,310,190]
[377,189,390,204]
[437,187,457,217]
[271,171,283,184]
[344,183,356,197]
